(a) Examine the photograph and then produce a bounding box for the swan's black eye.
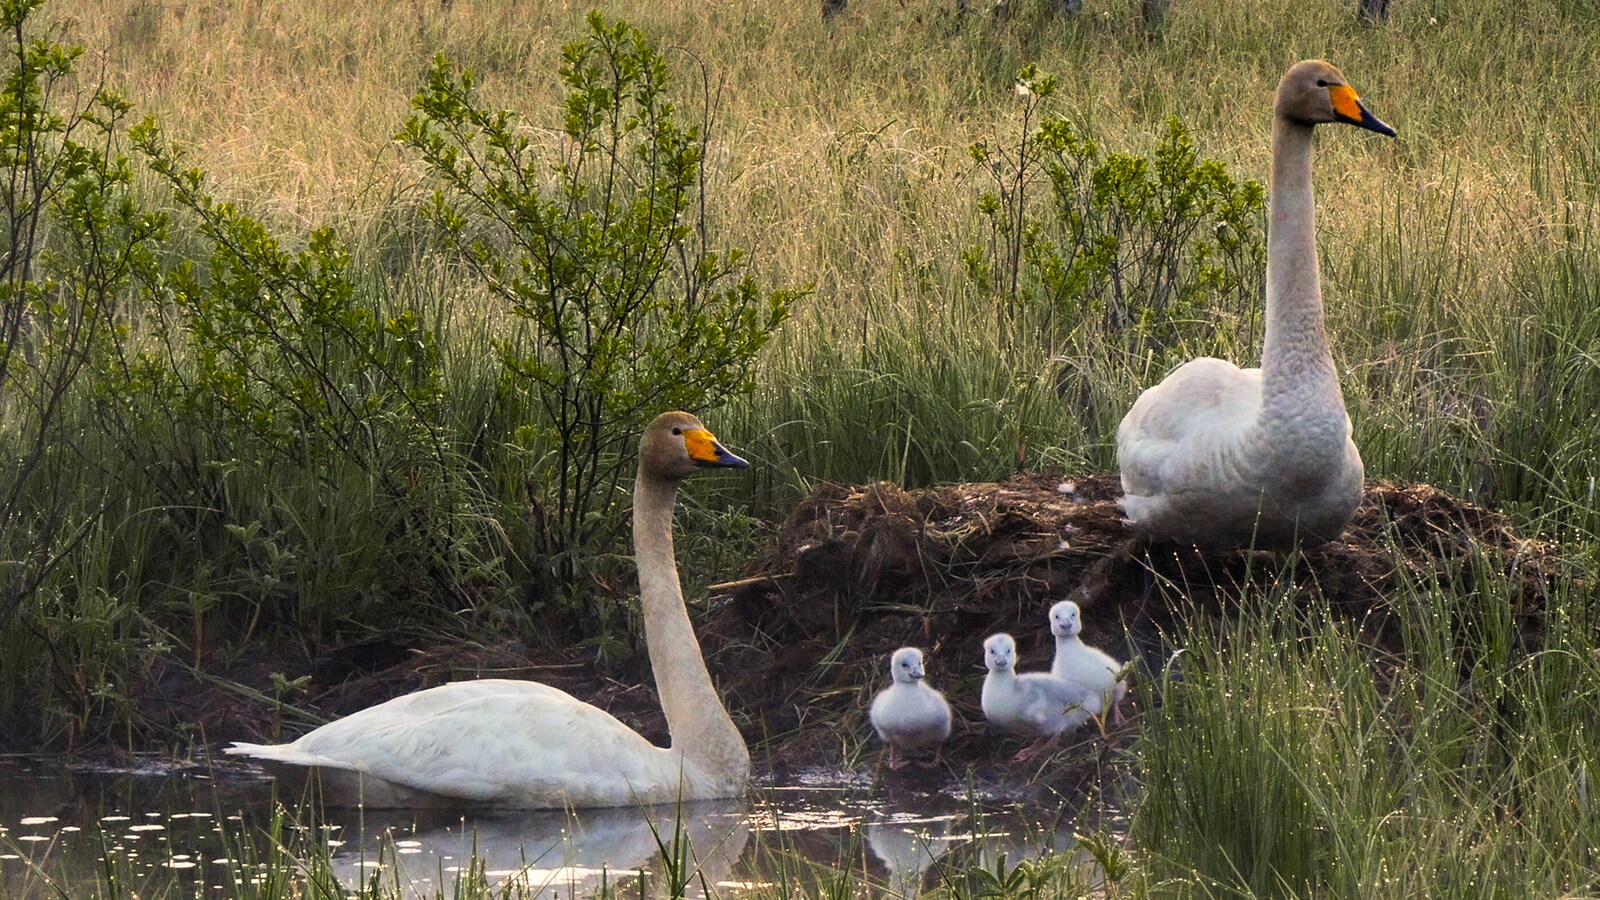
[1316,79,1328,87]
[671,427,682,435]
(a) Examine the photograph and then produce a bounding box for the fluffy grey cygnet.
[868,647,953,769]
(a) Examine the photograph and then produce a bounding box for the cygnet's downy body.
[868,647,953,769]
[980,633,1096,763]
[1049,600,1129,726]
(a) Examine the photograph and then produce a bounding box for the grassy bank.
[31,0,1600,523]
[1,0,1598,894]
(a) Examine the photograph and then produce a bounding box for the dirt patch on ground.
[136,638,675,754]
[699,472,1561,772]
[138,473,1561,784]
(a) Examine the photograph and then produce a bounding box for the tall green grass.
[1133,552,1600,897]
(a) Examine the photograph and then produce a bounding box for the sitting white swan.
[1049,600,1128,726]
[868,646,953,769]
[980,633,1096,763]
[1115,60,1396,549]
[226,412,752,808]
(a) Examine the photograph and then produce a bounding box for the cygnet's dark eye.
[671,427,682,435]
[1316,79,1328,87]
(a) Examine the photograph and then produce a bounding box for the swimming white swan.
[868,647,953,769]
[1049,600,1129,725]
[1115,60,1396,549]
[225,411,753,808]
[980,633,1096,763]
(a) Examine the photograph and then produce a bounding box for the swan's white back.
[228,679,704,807]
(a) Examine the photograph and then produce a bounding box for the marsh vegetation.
[1,0,1598,895]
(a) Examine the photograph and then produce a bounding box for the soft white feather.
[868,647,953,759]
[1048,600,1127,712]
[231,680,695,806]
[980,633,1096,742]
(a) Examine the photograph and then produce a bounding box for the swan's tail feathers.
[224,742,353,770]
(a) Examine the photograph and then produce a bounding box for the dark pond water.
[0,758,1113,897]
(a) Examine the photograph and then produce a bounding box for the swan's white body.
[227,412,752,808]
[868,647,952,767]
[1116,60,1395,549]
[1049,600,1127,722]
[227,679,721,808]
[980,633,1096,762]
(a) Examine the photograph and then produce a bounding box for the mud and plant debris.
[141,639,673,755]
[700,472,1561,770]
[176,472,1560,782]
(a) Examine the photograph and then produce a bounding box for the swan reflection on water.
[863,807,1095,897]
[866,813,959,896]
[310,782,1093,897]
[321,800,749,898]
[0,758,1098,897]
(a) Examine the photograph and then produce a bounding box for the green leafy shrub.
[398,12,799,592]
[0,0,172,742]
[966,66,1265,438]
[106,121,475,638]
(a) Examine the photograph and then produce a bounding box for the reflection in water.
[867,814,958,896]
[325,802,749,898]
[0,758,1100,897]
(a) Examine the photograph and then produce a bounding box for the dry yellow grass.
[49,0,1593,289]
[43,1,1599,504]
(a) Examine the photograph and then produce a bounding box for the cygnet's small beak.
[911,669,925,680]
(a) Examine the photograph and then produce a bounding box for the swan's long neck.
[633,472,749,782]
[1260,116,1346,433]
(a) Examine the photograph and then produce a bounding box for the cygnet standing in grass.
[980,633,1096,763]
[1049,599,1129,726]
[868,647,953,769]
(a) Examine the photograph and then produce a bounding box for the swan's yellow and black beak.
[684,429,749,469]
[1329,84,1396,137]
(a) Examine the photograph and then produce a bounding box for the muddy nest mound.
[703,472,1562,770]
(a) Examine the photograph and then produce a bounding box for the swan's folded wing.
[1017,674,1098,729]
[234,679,681,805]
[1117,357,1262,501]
